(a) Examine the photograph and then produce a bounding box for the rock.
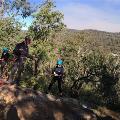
[0,84,98,120]
[96,107,120,120]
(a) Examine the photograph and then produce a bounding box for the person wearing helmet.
[1,48,9,61]
[47,59,64,96]
[9,36,31,86]
[0,48,10,76]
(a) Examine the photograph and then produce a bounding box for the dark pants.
[10,57,26,85]
[48,76,62,93]
[1,61,6,75]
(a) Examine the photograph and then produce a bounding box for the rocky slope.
[0,84,119,120]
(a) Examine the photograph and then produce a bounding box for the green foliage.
[0,0,120,110]
[29,0,65,40]
[0,17,22,49]
[68,49,120,106]
[53,30,120,107]
[12,0,34,18]
[0,0,33,18]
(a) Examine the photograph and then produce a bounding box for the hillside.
[0,29,119,120]
[54,29,120,55]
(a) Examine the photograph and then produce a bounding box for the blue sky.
[21,0,120,32]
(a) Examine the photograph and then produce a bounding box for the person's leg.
[9,61,18,83]
[1,61,5,76]
[16,58,24,86]
[58,78,62,95]
[48,77,56,92]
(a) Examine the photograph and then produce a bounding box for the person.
[47,59,64,96]
[0,48,10,77]
[9,36,31,85]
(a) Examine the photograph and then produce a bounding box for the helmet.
[57,59,63,65]
[2,48,9,53]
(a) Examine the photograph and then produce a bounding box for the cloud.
[104,0,120,2]
[61,3,120,32]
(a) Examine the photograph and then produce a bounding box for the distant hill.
[55,29,120,55]
[20,28,120,54]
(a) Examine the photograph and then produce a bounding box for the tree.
[0,17,22,49]
[11,0,33,18]
[0,0,36,47]
[0,0,33,18]
[29,0,66,40]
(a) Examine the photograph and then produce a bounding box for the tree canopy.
[29,0,65,40]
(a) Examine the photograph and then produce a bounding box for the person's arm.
[54,71,59,76]
[20,45,29,58]
[13,44,20,55]
[52,67,58,76]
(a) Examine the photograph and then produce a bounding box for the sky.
[21,0,120,32]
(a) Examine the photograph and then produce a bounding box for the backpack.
[54,66,64,76]
[13,43,22,57]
